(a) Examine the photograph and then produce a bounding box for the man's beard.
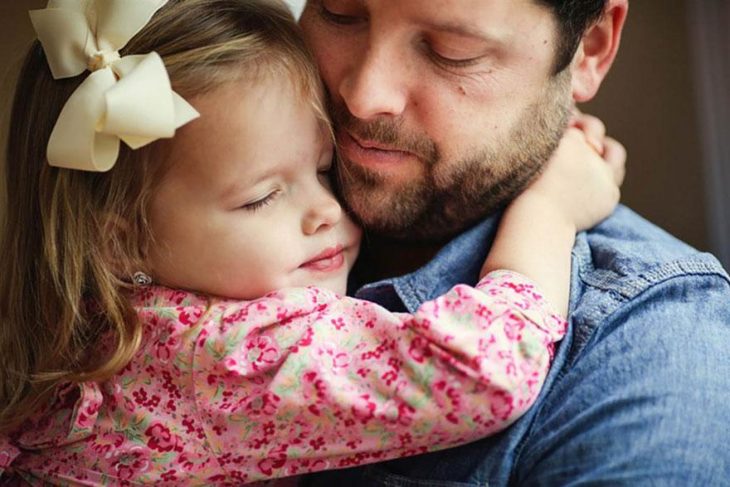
[330,70,573,242]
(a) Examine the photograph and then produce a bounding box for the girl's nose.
[302,187,343,235]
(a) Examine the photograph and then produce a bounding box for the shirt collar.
[354,213,502,313]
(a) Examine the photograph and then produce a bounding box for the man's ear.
[571,0,629,102]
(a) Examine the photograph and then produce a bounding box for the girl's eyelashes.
[241,190,280,212]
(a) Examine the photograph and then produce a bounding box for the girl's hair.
[0,0,327,433]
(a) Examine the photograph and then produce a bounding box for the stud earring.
[132,271,153,287]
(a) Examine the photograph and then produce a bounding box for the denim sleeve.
[514,274,730,486]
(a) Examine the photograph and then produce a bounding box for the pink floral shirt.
[0,271,565,485]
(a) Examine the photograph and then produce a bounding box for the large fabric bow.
[30,0,200,172]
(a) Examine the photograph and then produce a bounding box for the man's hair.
[538,0,607,73]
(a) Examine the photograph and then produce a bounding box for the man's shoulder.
[566,204,730,350]
[518,207,730,486]
[576,205,728,296]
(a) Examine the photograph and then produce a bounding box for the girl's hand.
[515,118,626,233]
[482,115,626,315]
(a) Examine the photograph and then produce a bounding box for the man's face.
[300,0,573,241]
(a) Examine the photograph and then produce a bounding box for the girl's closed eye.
[242,189,281,212]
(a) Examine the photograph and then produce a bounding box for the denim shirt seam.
[578,256,729,298]
[567,255,729,369]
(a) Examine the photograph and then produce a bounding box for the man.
[295,0,730,484]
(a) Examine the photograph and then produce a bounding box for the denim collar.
[354,214,502,313]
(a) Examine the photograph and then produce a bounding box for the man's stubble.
[331,70,573,242]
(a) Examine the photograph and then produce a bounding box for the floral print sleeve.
[2,270,565,486]
[194,270,565,482]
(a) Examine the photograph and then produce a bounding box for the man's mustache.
[328,100,439,165]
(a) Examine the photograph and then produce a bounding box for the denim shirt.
[304,205,730,486]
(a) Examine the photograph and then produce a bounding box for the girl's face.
[146,75,362,299]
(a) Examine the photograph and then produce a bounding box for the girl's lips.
[300,245,345,272]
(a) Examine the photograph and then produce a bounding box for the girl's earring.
[132,271,153,287]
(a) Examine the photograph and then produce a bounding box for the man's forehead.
[295,0,556,49]
[292,0,553,28]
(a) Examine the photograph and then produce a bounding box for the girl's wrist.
[506,191,577,238]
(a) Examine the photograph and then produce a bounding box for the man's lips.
[347,130,411,154]
[300,245,345,272]
[337,129,415,166]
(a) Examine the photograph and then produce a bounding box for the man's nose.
[302,187,343,235]
[338,43,408,120]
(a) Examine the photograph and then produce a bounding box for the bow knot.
[87,50,121,72]
[29,0,199,172]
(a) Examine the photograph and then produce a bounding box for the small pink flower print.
[445,412,459,424]
[91,432,126,457]
[154,336,178,363]
[478,335,497,353]
[352,394,376,424]
[263,421,276,436]
[382,370,398,386]
[74,399,100,431]
[296,326,314,349]
[178,307,202,326]
[502,281,529,295]
[316,343,351,370]
[504,312,526,341]
[246,335,280,371]
[161,470,178,482]
[356,367,371,378]
[258,456,287,476]
[490,390,515,421]
[408,336,432,363]
[110,446,150,481]
[181,416,196,435]
[179,452,211,472]
[475,304,494,321]
[330,316,346,330]
[398,432,413,447]
[245,392,281,417]
[145,423,181,453]
[332,351,350,369]
[309,436,326,451]
[397,402,416,426]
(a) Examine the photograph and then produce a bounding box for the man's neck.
[355,234,450,283]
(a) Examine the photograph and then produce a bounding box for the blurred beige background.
[0,1,724,260]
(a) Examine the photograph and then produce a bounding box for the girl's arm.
[191,271,563,481]
[483,125,625,315]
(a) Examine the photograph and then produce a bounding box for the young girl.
[0,0,622,484]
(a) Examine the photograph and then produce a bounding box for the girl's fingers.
[602,136,627,186]
[571,111,607,155]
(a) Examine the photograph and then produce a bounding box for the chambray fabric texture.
[302,205,730,486]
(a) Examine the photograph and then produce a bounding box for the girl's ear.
[570,0,629,102]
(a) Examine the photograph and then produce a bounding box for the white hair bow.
[30,0,200,172]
